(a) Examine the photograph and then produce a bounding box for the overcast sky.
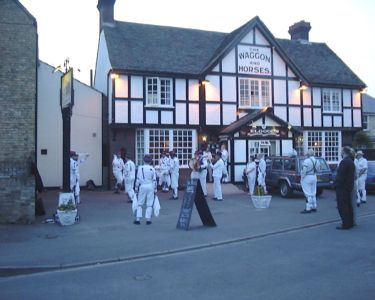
[20,0,375,95]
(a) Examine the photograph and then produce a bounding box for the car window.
[284,159,295,171]
[272,159,283,170]
[317,158,330,171]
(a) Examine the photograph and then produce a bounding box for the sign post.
[60,67,74,192]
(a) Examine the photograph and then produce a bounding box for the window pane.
[307,131,322,157]
[173,129,194,167]
[261,81,270,107]
[239,79,250,107]
[250,80,259,107]
[324,131,340,162]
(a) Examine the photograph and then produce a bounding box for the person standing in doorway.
[300,149,318,214]
[355,150,368,205]
[210,151,225,201]
[169,150,180,200]
[134,154,157,225]
[124,154,136,203]
[257,153,268,194]
[335,146,355,230]
[221,144,229,183]
[112,151,125,194]
[245,156,257,195]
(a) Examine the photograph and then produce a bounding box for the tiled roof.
[362,94,375,113]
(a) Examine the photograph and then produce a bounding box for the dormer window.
[239,78,270,109]
[322,88,341,113]
[146,77,173,107]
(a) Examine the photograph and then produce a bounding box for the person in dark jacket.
[335,146,355,230]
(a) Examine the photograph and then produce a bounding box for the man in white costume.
[355,150,368,205]
[169,150,180,200]
[300,149,318,213]
[203,145,213,183]
[134,154,157,225]
[257,153,268,194]
[112,151,125,194]
[210,151,226,201]
[70,151,89,204]
[190,150,208,197]
[245,156,257,195]
[124,154,136,203]
[159,151,171,192]
[221,144,229,183]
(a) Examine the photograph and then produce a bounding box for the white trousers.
[257,173,267,193]
[357,174,367,202]
[70,175,80,203]
[223,162,229,183]
[159,171,170,191]
[301,175,317,210]
[213,176,223,200]
[170,172,179,198]
[125,178,136,201]
[113,170,123,186]
[191,170,207,196]
[247,175,256,195]
[136,183,154,220]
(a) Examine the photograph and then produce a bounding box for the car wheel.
[279,181,292,198]
[316,188,323,196]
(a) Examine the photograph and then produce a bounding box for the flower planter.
[251,195,272,209]
[57,209,78,226]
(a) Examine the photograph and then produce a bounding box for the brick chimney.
[97,0,116,32]
[288,20,311,41]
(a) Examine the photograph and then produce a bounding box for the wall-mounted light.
[299,81,308,91]
[360,87,368,94]
[201,79,210,85]
[111,73,119,79]
[202,135,207,142]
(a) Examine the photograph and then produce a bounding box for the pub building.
[95,0,366,184]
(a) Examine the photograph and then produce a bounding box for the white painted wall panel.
[205,75,220,101]
[222,48,236,73]
[131,101,143,123]
[264,116,281,126]
[273,51,286,77]
[343,89,351,107]
[176,103,186,124]
[288,68,296,78]
[353,90,361,107]
[188,79,199,101]
[303,108,312,126]
[235,165,246,182]
[146,110,158,124]
[313,88,321,106]
[323,115,332,127]
[206,104,221,125]
[234,140,246,163]
[289,107,301,126]
[176,79,186,100]
[313,108,322,127]
[274,80,287,104]
[222,104,237,125]
[212,64,220,72]
[333,116,342,127]
[161,111,173,124]
[241,30,254,44]
[222,76,236,102]
[238,112,247,119]
[115,75,128,98]
[288,80,300,105]
[94,31,111,95]
[274,106,287,122]
[115,101,128,123]
[353,109,362,127]
[189,103,199,125]
[282,140,293,156]
[343,109,352,127]
[303,88,312,106]
[130,76,143,98]
[255,28,269,45]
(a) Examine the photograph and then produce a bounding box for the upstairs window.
[363,115,369,131]
[146,77,172,107]
[322,89,341,112]
[239,78,271,109]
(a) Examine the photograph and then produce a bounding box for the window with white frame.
[146,77,172,107]
[322,89,341,112]
[239,78,271,108]
[363,115,369,131]
[136,129,196,167]
[305,131,341,162]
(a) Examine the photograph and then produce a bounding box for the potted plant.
[251,186,272,208]
[56,198,77,226]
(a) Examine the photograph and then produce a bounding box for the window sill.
[145,105,174,109]
[322,111,342,114]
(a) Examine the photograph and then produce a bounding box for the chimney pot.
[97,0,116,32]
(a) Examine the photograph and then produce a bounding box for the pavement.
[1,183,374,277]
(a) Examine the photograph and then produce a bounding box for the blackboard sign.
[176,179,216,230]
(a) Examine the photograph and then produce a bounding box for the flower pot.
[251,195,272,209]
[57,209,78,226]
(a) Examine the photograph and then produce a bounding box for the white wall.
[38,62,103,187]
[94,31,111,95]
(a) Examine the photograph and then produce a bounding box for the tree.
[353,131,372,149]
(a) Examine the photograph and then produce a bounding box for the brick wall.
[0,0,37,224]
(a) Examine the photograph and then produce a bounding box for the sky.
[20,0,375,95]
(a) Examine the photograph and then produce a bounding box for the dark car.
[332,160,375,191]
[266,156,332,198]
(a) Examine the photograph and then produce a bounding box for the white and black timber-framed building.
[94,0,366,184]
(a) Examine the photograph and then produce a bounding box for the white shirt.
[170,157,180,174]
[246,161,257,177]
[301,156,318,177]
[258,158,266,176]
[203,150,212,161]
[356,157,368,176]
[159,156,171,172]
[124,159,136,180]
[136,164,157,188]
[221,149,228,163]
[211,158,225,177]
[112,156,124,173]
